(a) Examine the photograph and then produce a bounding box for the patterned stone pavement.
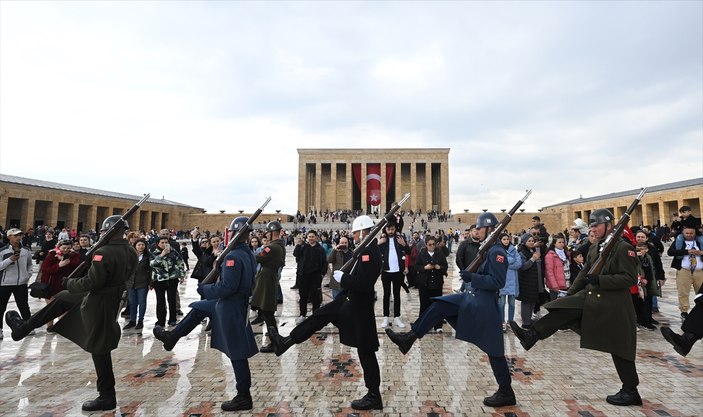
[1,244,701,416]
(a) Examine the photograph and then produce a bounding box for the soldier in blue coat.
[386,212,516,407]
[153,216,258,412]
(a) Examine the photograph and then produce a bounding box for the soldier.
[510,209,642,406]
[661,285,703,356]
[268,215,384,410]
[252,221,286,353]
[152,216,258,411]
[5,216,137,411]
[385,212,517,407]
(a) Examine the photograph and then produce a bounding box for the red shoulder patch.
[496,255,505,263]
[628,250,636,257]
[362,255,370,262]
[226,259,235,267]
[93,254,103,262]
[264,247,271,253]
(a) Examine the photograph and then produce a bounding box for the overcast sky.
[1,1,701,215]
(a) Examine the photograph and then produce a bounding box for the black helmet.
[589,209,614,227]
[266,221,282,232]
[229,216,249,233]
[100,215,128,232]
[476,212,499,228]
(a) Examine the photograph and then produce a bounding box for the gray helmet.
[266,221,282,232]
[229,216,249,233]
[100,215,128,232]
[476,212,499,228]
[589,209,614,227]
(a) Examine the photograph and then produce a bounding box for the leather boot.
[483,386,516,407]
[385,328,417,355]
[82,394,117,411]
[259,335,274,353]
[606,388,642,406]
[5,311,29,341]
[221,392,253,411]
[351,388,383,410]
[267,326,294,356]
[509,321,539,351]
[153,326,179,351]
[661,327,697,356]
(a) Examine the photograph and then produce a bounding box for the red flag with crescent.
[366,164,381,206]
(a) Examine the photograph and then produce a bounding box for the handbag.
[29,281,50,299]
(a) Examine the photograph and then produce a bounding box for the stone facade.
[297,148,450,215]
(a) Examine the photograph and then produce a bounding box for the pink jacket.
[545,250,570,291]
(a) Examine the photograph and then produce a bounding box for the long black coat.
[190,239,216,281]
[415,248,448,290]
[336,240,383,353]
[517,245,542,303]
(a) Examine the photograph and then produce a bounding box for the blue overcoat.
[434,242,508,356]
[191,242,259,360]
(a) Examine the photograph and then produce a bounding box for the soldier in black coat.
[269,215,384,411]
[661,285,703,356]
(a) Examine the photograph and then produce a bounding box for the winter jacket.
[0,244,33,286]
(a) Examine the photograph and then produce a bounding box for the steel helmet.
[476,212,499,228]
[100,215,128,232]
[352,215,374,232]
[266,221,283,232]
[589,209,614,227]
[229,216,249,233]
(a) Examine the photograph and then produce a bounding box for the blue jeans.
[497,294,516,323]
[127,287,148,322]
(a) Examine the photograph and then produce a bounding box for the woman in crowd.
[498,233,522,332]
[124,238,151,331]
[516,234,544,329]
[414,236,448,333]
[39,239,81,331]
[544,234,571,301]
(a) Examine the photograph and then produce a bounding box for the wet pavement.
[1,244,701,416]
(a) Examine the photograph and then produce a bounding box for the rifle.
[586,187,646,276]
[339,193,411,274]
[200,197,271,285]
[465,190,532,273]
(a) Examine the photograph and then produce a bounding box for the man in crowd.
[455,225,480,292]
[0,228,34,340]
[667,225,703,320]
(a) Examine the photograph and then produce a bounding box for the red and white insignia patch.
[226,259,235,267]
[628,250,636,257]
[362,255,370,262]
[496,255,505,263]
[93,255,103,262]
[264,247,271,253]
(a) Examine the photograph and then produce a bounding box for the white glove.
[333,270,344,283]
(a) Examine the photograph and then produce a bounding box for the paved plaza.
[1,244,701,417]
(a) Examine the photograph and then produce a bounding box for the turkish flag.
[366,164,381,206]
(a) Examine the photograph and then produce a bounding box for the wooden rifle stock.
[200,197,271,285]
[68,193,150,281]
[339,193,411,274]
[465,190,532,273]
[587,187,646,276]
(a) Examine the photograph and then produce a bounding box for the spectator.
[633,242,658,331]
[498,233,522,332]
[414,236,448,333]
[516,234,543,329]
[180,242,190,271]
[544,234,570,301]
[150,237,186,327]
[39,239,81,330]
[667,225,703,320]
[0,228,34,340]
[293,230,327,324]
[378,220,409,328]
[123,238,151,331]
[327,236,352,300]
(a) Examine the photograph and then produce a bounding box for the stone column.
[314,162,322,214]
[0,196,7,229]
[154,212,162,231]
[410,163,417,212]
[425,162,432,212]
[440,161,449,214]
[297,159,306,214]
[70,203,80,230]
[346,162,352,211]
[361,163,367,214]
[394,161,401,202]
[380,162,387,213]
[330,163,337,211]
[87,205,97,232]
[25,199,36,230]
[640,203,649,227]
[48,202,59,229]
[658,201,666,227]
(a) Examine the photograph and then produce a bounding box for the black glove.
[459,270,472,282]
[694,294,702,306]
[586,274,600,286]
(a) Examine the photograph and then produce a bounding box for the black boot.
[123,321,136,330]
[82,394,117,411]
[153,326,179,351]
[267,326,294,356]
[221,392,253,411]
[5,311,29,341]
[251,313,265,326]
[259,344,274,353]
[661,327,697,356]
[385,328,417,355]
[606,388,642,406]
[483,386,516,407]
[351,388,383,410]
[509,321,539,351]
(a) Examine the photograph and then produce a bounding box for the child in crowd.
[569,250,585,290]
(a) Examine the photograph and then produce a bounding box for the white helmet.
[352,215,374,232]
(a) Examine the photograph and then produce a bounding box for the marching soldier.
[5,216,137,411]
[252,221,286,352]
